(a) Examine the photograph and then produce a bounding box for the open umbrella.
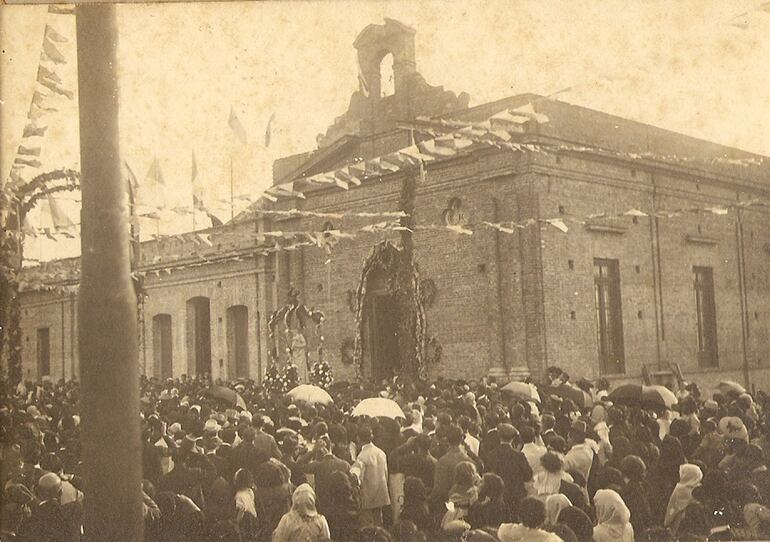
[351,398,405,420]
[645,385,677,409]
[608,384,677,411]
[202,386,247,411]
[501,381,541,403]
[718,380,746,395]
[547,384,593,409]
[287,384,333,405]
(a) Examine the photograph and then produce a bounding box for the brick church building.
[18,19,770,390]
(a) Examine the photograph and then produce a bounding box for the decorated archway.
[352,241,427,381]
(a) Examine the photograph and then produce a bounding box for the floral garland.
[352,241,428,381]
[282,364,300,392]
[263,364,283,394]
[263,362,303,394]
[309,360,334,389]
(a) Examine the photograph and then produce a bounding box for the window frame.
[693,265,719,367]
[593,258,626,375]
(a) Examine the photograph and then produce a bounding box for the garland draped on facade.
[352,241,428,381]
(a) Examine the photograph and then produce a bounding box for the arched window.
[226,305,250,378]
[379,52,395,97]
[152,314,173,379]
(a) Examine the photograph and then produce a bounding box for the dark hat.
[498,423,518,442]
[570,420,587,436]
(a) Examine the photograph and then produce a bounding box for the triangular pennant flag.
[37,65,62,85]
[44,24,68,43]
[446,224,473,235]
[23,123,48,138]
[545,218,569,233]
[32,91,57,112]
[48,5,75,15]
[193,194,207,213]
[14,157,42,168]
[265,113,275,147]
[42,37,67,64]
[37,77,73,100]
[228,105,248,145]
[623,209,648,217]
[18,146,42,157]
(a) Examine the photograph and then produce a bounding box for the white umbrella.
[351,397,405,419]
[501,381,541,403]
[286,384,333,405]
[718,380,746,395]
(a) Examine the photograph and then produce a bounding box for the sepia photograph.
[1,1,770,540]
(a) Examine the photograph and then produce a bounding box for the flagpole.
[230,153,234,222]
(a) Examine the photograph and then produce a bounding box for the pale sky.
[2,0,769,262]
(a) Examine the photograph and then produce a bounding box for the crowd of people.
[2,367,770,542]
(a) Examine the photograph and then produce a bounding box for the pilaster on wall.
[516,173,548,379]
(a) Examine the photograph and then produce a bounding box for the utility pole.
[75,4,143,540]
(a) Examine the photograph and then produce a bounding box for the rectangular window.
[594,258,625,374]
[694,266,718,367]
[37,328,50,377]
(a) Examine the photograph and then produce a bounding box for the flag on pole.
[44,24,68,43]
[146,157,165,186]
[23,123,48,138]
[125,160,140,206]
[42,37,67,64]
[228,106,248,145]
[265,113,275,147]
[357,58,370,97]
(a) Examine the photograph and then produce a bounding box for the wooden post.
[75,4,143,540]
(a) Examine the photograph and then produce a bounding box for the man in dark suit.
[16,472,81,542]
[159,439,211,509]
[231,426,269,477]
[393,433,436,491]
[431,425,471,516]
[485,423,532,518]
[298,438,351,516]
[251,415,282,460]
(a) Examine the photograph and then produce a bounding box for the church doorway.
[362,276,400,382]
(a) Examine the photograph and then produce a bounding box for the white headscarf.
[544,494,572,527]
[593,489,634,542]
[664,464,702,533]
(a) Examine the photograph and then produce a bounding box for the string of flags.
[7,6,75,192]
[12,194,766,244]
